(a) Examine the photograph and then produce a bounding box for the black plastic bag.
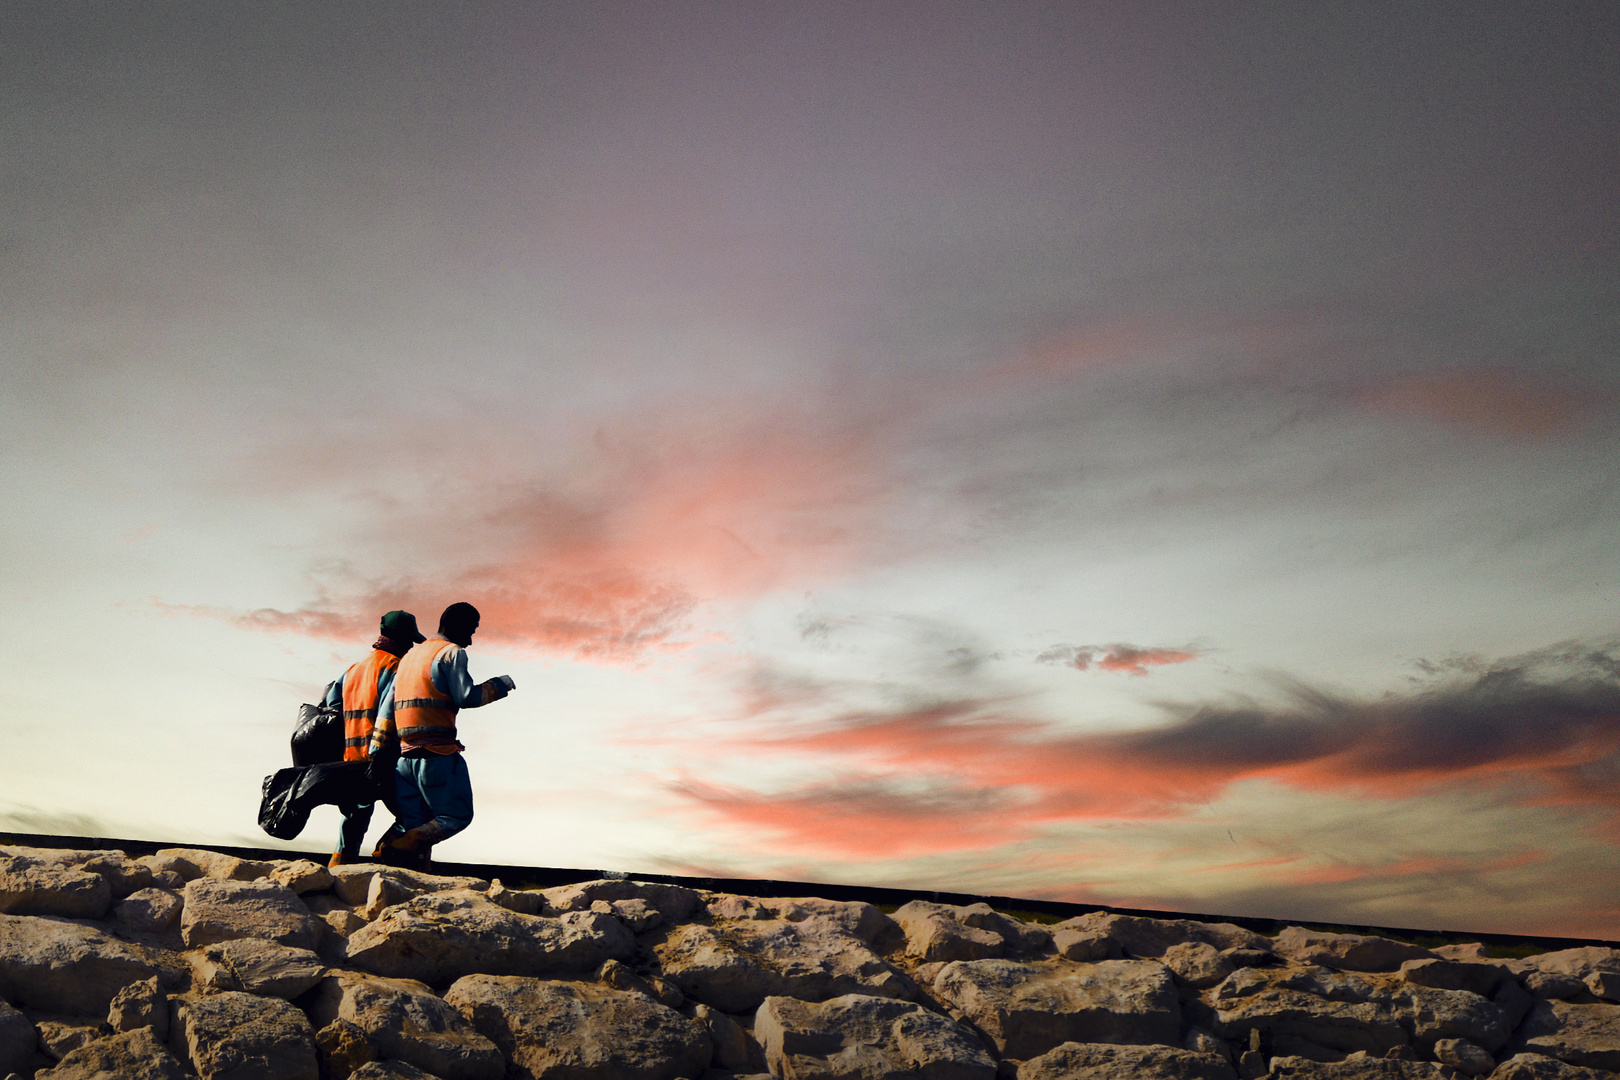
[258,761,377,840]
[291,701,344,766]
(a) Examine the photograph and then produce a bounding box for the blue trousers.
[392,752,474,844]
[335,799,374,859]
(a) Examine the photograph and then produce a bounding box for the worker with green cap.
[320,609,425,865]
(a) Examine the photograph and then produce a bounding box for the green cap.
[380,610,426,644]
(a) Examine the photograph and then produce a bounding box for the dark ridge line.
[3,831,1613,953]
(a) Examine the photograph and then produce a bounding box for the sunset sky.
[3,2,1618,938]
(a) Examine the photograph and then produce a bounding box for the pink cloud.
[1040,643,1202,675]
[1362,368,1606,438]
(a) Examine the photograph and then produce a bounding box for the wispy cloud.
[1038,642,1203,675]
[672,640,1620,861]
[1362,368,1611,438]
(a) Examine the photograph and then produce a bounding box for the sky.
[2,2,1617,938]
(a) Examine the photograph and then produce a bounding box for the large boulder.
[755,992,996,1080]
[1399,959,1514,997]
[168,991,319,1080]
[1266,1055,1451,1078]
[1490,1052,1620,1079]
[0,854,112,919]
[115,888,185,934]
[932,958,1180,1060]
[1,846,153,898]
[0,913,184,1014]
[1055,913,1270,960]
[328,866,489,907]
[1514,1000,1620,1072]
[345,890,634,985]
[1274,928,1436,973]
[1403,985,1513,1053]
[544,879,704,925]
[36,1027,188,1080]
[655,897,912,1013]
[890,901,1032,963]
[0,1000,33,1075]
[309,970,503,1080]
[192,939,326,998]
[1016,1040,1238,1080]
[1510,950,1620,1001]
[446,973,712,1080]
[180,878,320,950]
[152,848,277,882]
[1208,966,1409,1058]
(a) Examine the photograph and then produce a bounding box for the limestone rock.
[1434,1037,1497,1076]
[108,976,168,1039]
[1016,1040,1238,1080]
[310,970,502,1080]
[34,1017,104,1061]
[1489,1052,1620,1079]
[892,901,1007,963]
[1399,959,1513,997]
[1515,999,1620,1072]
[363,872,421,920]
[1208,966,1409,1057]
[755,992,995,1080]
[1163,942,1235,989]
[487,879,546,915]
[345,890,634,984]
[446,973,711,1080]
[349,1062,443,1080]
[1586,972,1620,1002]
[168,990,318,1080]
[154,848,276,882]
[932,958,1180,1060]
[328,866,488,907]
[1266,1054,1450,1077]
[545,879,703,924]
[0,1002,31,1076]
[599,958,683,1007]
[1,847,154,898]
[1435,944,1492,961]
[694,1004,753,1071]
[1053,928,1117,962]
[0,855,112,919]
[0,913,183,1014]
[181,877,321,950]
[1404,985,1512,1052]
[314,1018,372,1080]
[193,939,326,998]
[1057,913,1270,960]
[269,860,333,895]
[1274,928,1437,973]
[115,888,184,934]
[37,1027,188,1080]
[591,896,663,933]
[656,902,914,1013]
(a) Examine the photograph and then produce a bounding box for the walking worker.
[322,609,425,865]
[368,601,514,869]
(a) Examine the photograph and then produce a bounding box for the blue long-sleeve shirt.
[373,636,510,753]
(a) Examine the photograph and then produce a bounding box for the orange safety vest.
[392,639,461,752]
[340,649,402,762]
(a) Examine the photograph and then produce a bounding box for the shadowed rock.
[1515,999,1620,1072]
[107,975,168,1039]
[168,990,318,1080]
[1058,913,1270,960]
[35,1027,188,1080]
[656,898,913,1013]
[544,879,703,925]
[115,888,184,934]
[0,1000,33,1076]
[1267,1055,1451,1077]
[933,958,1180,1060]
[756,992,996,1080]
[310,970,502,1080]
[1016,1040,1238,1080]
[1489,1052,1620,1080]
[0,913,184,1014]
[446,973,711,1080]
[192,939,326,998]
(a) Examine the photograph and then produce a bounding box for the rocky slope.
[0,843,1616,1080]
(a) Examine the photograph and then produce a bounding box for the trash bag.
[258,761,378,841]
[291,701,344,766]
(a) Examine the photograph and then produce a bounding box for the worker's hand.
[498,675,516,691]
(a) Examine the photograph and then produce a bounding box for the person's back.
[323,609,424,864]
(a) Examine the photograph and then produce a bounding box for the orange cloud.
[1038,643,1202,675]
[1363,368,1605,438]
[674,643,1620,861]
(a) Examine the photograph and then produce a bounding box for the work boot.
[328,852,347,867]
[377,827,434,871]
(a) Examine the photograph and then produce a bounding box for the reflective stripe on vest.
[340,649,401,762]
[392,639,459,744]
